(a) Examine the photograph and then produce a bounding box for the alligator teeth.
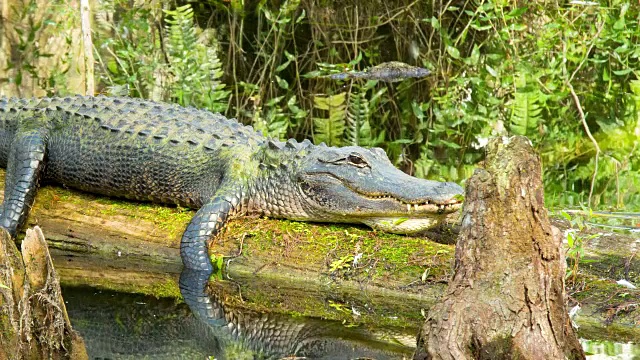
[407,204,411,212]
[414,204,419,210]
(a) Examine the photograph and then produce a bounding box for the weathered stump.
[414,136,585,360]
[0,226,87,360]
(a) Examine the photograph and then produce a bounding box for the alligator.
[0,95,463,271]
[329,61,431,82]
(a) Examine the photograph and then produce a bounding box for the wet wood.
[414,136,585,360]
[0,226,87,360]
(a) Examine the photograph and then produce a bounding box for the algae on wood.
[0,169,636,343]
[415,136,585,360]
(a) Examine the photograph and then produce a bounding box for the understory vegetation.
[3,0,640,212]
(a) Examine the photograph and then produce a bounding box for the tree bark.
[0,226,88,360]
[414,136,585,360]
[80,0,95,96]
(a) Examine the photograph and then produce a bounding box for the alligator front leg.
[0,130,47,237]
[180,188,244,271]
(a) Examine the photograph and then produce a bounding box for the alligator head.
[261,142,464,234]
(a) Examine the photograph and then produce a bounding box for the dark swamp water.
[62,269,639,360]
[63,268,416,360]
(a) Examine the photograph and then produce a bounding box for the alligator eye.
[347,154,368,167]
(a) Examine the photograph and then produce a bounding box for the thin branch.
[564,19,605,209]
[568,82,599,208]
[569,21,605,84]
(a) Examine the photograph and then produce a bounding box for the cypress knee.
[414,136,585,360]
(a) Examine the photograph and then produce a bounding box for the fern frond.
[345,81,385,147]
[163,4,229,112]
[345,90,369,146]
[199,46,229,113]
[164,5,197,68]
[510,86,542,136]
[313,93,346,146]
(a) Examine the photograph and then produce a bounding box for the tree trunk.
[80,0,95,96]
[414,136,585,360]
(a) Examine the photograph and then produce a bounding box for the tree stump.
[0,226,87,360]
[414,136,585,360]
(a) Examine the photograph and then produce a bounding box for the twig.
[569,21,605,84]
[568,83,599,208]
[563,20,605,208]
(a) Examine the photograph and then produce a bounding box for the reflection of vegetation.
[560,210,601,284]
[5,0,640,210]
[580,338,640,356]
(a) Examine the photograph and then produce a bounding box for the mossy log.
[2,167,456,295]
[414,136,585,360]
[0,226,87,360]
[0,166,637,340]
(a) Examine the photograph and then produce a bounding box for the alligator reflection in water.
[64,272,413,359]
[179,268,413,359]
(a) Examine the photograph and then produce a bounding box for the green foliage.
[313,93,346,146]
[509,75,542,136]
[251,95,297,140]
[7,0,640,212]
[6,0,73,94]
[163,5,229,112]
[422,0,640,209]
[345,80,386,147]
[95,0,159,98]
[231,0,306,138]
[96,1,228,112]
[329,255,354,273]
[560,210,601,284]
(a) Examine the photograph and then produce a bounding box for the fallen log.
[414,136,585,360]
[0,166,636,342]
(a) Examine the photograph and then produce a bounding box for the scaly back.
[0,95,265,151]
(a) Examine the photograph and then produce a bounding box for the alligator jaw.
[355,192,463,214]
[356,194,462,233]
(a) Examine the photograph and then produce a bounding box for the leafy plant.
[560,210,600,284]
[345,80,386,147]
[329,255,354,273]
[5,0,74,95]
[313,93,346,146]
[164,4,229,112]
[509,75,542,137]
[95,0,161,98]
